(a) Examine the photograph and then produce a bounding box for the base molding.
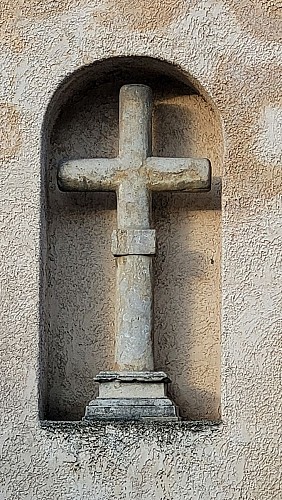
[84,371,180,421]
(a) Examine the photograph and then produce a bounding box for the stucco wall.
[0,1,281,499]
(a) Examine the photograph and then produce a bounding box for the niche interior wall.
[41,57,223,421]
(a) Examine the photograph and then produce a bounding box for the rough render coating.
[0,1,281,499]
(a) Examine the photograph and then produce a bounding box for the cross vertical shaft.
[119,84,152,163]
[117,85,152,230]
[115,86,154,371]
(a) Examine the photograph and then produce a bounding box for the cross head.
[58,84,211,374]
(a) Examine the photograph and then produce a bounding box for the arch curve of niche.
[40,56,223,421]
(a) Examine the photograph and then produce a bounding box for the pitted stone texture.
[95,371,170,382]
[85,369,178,420]
[84,397,179,420]
[87,371,178,419]
[111,229,156,256]
[84,371,179,420]
[98,382,166,399]
[95,371,170,398]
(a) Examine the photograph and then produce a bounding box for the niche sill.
[40,419,222,434]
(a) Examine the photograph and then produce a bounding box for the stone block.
[84,397,179,421]
[111,229,156,256]
[96,371,170,399]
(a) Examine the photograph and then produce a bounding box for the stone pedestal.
[84,372,179,421]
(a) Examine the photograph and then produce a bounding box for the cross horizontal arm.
[58,158,120,191]
[145,157,211,191]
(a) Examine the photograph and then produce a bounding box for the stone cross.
[58,84,211,419]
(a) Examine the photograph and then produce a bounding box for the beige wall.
[0,1,281,498]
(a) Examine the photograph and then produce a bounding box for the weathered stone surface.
[115,254,154,371]
[94,371,169,399]
[85,397,179,420]
[111,229,156,256]
[95,371,170,382]
[98,383,166,399]
[87,371,176,418]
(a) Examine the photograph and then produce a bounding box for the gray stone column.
[115,86,154,372]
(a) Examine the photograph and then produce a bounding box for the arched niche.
[40,56,223,421]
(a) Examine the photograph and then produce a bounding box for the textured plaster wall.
[0,1,281,499]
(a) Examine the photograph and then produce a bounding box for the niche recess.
[41,57,222,421]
